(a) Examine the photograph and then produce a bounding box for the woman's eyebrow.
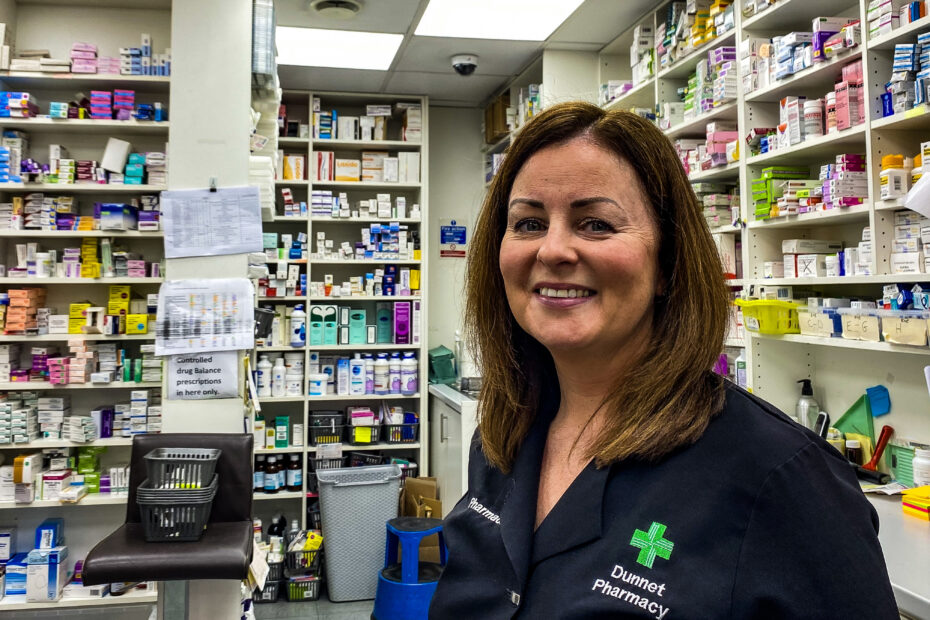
[508,196,620,209]
[508,197,544,210]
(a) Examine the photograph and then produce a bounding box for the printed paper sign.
[167,350,238,400]
[440,218,468,258]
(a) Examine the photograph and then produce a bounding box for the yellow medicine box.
[69,303,91,319]
[107,301,130,316]
[125,314,148,334]
[108,286,131,301]
[68,318,86,334]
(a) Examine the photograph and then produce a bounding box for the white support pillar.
[163,0,253,435]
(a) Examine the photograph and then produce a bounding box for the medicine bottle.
[880,154,909,200]
[803,99,823,138]
[286,454,303,492]
[911,153,923,188]
[254,455,266,492]
[913,448,930,486]
[845,439,862,465]
[374,353,389,395]
[256,355,272,398]
[264,456,280,494]
[401,353,418,396]
[271,357,287,397]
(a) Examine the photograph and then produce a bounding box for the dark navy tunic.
[429,381,898,619]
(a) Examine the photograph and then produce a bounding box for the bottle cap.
[845,439,860,449]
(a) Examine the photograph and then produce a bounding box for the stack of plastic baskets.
[136,448,221,542]
[284,533,323,602]
[254,560,285,603]
[317,464,401,601]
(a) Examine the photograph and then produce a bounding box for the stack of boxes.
[0,92,39,118]
[362,150,387,183]
[0,397,38,444]
[141,345,162,385]
[693,181,739,229]
[113,89,134,121]
[69,42,96,74]
[672,138,705,176]
[124,152,145,185]
[751,165,811,220]
[4,129,28,179]
[738,37,771,94]
[884,36,930,116]
[684,59,713,120]
[48,102,68,119]
[56,158,75,185]
[821,153,868,210]
[89,91,111,120]
[37,397,69,440]
[891,210,930,274]
[781,238,845,279]
[866,0,926,38]
[702,122,738,170]
[709,45,737,108]
[97,55,120,75]
[401,103,422,142]
[0,146,11,184]
[0,344,20,381]
[835,59,865,131]
[631,22,655,87]
[5,288,45,335]
[66,341,94,385]
[709,0,733,35]
[119,46,142,76]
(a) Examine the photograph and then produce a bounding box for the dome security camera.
[451,54,479,76]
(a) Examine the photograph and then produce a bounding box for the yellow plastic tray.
[734,299,800,335]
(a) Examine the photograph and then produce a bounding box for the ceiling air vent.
[310,0,362,19]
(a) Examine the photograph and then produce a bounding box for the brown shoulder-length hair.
[466,101,730,473]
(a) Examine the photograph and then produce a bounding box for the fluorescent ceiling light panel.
[276,27,403,70]
[415,0,585,41]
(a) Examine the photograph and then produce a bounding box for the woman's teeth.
[537,287,592,298]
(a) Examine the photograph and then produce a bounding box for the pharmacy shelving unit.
[0,1,170,614]
[593,1,930,522]
[253,90,428,530]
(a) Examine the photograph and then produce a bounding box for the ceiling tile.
[395,36,540,76]
[548,0,656,46]
[386,71,506,106]
[274,0,422,33]
[277,65,388,93]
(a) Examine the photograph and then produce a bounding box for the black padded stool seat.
[83,433,254,586]
[381,562,444,584]
[388,517,443,532]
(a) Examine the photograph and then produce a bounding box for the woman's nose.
[535,221,578,267]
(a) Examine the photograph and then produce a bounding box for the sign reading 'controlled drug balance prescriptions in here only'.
[167,351,238,400]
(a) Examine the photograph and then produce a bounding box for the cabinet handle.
[440,414,448,442]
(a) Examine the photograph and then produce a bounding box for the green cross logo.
[630,521,674,569]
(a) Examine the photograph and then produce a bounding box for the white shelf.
[746,125,866,166]
[0,229,163,238]
[726,279,744,287]
[311,217,422,224]
[875,198,907,212]
[871,104,930,131]
[709,224,741,234]
[0,333,154,342]
[0,437,133,449]
[744,49,861,103]
[602,78,656,111]
[254,491,303,500]
[689,161,740,182]
[313,181,422,190]
[0,588,157,611]
[312,138,421,150]
[751,332,930,355]
[257,396,305,403]
[278,137,309,145]
[868,16,930,50]
[274,180,310,186]
[308,442,420,453]
[0,183,166,193]
[313,344,419,351]
[665,101,739,140]
[307,393,421,402]
[0,493,128,510]
[258,296,305,301]
[750,275,930,286]
[0,71,170,90]
[0,118,169,134]
[307,295,421,301]
[268,215,309,222]
[481,133,510,154]
[255,345,305,352]
[0,381,160,390]
[657,29,736,80]
[741,0,857,32]
[724,337,746,347]
[747,202,872,229]
[313,259,420,265]
[0,277,162,284]
[254,446,305,454]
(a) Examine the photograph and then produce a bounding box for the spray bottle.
[734,352,747,388]
[796,379,821,430]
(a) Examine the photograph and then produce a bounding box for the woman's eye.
[514,219,545,233]
[581,219,612,233]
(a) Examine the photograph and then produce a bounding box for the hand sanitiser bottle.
[796,379,821,430]
[735,352,747,388]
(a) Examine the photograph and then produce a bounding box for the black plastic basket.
[285,547,322,573]
[137,476,218,542]
[310,456,346,471]
[310,424,344,446]
[347,424,380,445]
[383,423,419,444]
[307,507,322,530]
[254,579,280,603]
[285,576,321,601]
[398,462,418,485]
[310,411,344,427]
[348,452,384,467]
[267,561,285,581]
[143,447,221,489]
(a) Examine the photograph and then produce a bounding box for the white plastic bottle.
[290,304,306,347]
[389,353,402,394]
[349,355,366,395]
[735,352,747,389]
[374,353,389,395]
[364,354,375,394]
[257,355,272,397]
[271,357,287,397]
[914,448,930,486]
[401,353,418,396]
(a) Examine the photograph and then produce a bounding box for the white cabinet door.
[429,395,463,516]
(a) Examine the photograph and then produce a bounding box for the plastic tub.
[876,309,930,346]
[143,448,221,489]
[253,579,280,603]
[797,307,843,337]
[310,424,344,446]
[285,546,322,574]
[317,464,401,601]
[383,423,419,444]
[285,575,321,602]
[836,308,882,342]
[347,424,380,445]
[734,299,800,334]
[348,452,385,467]
[137,475,218,542]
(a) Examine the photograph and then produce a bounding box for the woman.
[428,102,897,619]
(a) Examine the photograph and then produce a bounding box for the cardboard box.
[399,477,442,563]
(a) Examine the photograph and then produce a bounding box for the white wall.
[427,106,484,353]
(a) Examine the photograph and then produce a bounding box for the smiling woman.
[428,102,898,620]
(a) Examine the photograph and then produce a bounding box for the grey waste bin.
[317,464,401,602]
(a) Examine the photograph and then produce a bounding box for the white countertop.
[868,495,930,618]
[428,383,476,411]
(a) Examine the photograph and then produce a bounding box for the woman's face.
[499,137,661,359]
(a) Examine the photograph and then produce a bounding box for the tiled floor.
[255,594,374,620]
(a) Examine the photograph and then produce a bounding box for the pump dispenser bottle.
[796,379,821,430]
